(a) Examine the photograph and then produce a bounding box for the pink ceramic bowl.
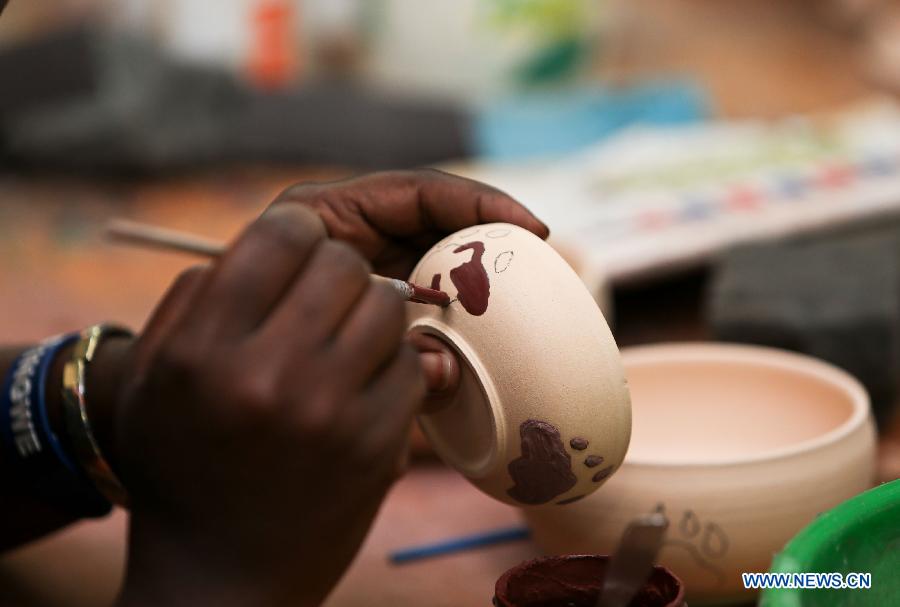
[523,343,876,605]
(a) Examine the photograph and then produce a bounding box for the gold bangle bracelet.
[61,323,133,507]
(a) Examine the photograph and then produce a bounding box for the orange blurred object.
[247,0,299,90]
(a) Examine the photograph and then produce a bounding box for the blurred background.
[2,1,900,604]
[2,0,900,477]
[5,0,900,410]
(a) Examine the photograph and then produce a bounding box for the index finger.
[277,169,549,246]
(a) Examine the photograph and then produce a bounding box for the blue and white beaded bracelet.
[0,334,112,517]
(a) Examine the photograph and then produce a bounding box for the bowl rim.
[619,342,872,468]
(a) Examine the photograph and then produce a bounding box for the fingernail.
[439,352,453,392]
[421,352,453,393]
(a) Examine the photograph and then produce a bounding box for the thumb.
[408,333,460,402]
[419,351,455,393]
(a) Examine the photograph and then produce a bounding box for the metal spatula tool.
[595,512,670,607]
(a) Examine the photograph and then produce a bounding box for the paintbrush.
[106,218,451,307]
[595,512,669,607]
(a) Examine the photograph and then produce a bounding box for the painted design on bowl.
[494,251,514,273]
[591,466,614,482]
[569,437,589,450]
[655,503,729,587]
[409,223,632,506]
[507,419,578,505]
[506,419,611,505]
[584,455,604,468]
[423,234,495,316]
[448,241,490,315]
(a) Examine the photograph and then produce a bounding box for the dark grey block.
[707,222,900,427]
[0,24,98,117]
[228,81,469,169]
[0,25,469,173]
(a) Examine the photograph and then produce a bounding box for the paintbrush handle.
[106,219,450,307]
[107,219,226,257]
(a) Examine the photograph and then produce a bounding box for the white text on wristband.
[8,344,49,457]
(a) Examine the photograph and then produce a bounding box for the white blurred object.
[457,99,900,289]
[362,0,604,102]
[122,0,254,69]
[112,0,304,81]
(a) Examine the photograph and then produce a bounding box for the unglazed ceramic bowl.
[523,343,876,605]
[406,223,631,507]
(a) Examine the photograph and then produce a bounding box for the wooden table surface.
[1,466,541,607]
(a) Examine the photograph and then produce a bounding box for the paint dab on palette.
[726,185,761,211]
[637,210,672,230]
[506,419,577,505]
[817,165,854,189]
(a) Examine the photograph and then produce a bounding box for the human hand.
[272,169,549,401]
[114,205,424,606]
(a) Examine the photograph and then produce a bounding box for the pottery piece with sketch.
[406,223,632,507]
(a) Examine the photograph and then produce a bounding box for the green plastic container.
[761,479,900,606]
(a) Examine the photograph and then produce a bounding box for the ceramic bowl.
[406,223,631,507]
[762,479,900,606]
[523,343,877,605]
[494,554,686,607]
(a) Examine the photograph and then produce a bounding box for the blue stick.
[389,525,531,564]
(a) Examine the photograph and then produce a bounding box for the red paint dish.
[494,555,685,607]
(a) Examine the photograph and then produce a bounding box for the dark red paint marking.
[569,437,589,451]
[430,273,442,291]
[584,455,604,468]
[592,466,614,482]
[556,494,587,505]
[506,419,577,505]
[449,241,490,316]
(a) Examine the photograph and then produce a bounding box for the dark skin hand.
[115,204,416,607]
[116,170,547,606]
[272,169,548,397]
[0,170,548,606]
